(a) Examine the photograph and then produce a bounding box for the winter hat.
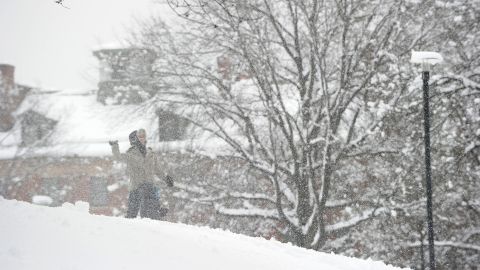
[128,130,138,145]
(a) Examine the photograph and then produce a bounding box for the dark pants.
[126,182,158,219]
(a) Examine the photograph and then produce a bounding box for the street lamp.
[410,50,443,270]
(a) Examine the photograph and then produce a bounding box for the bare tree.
[133,3,479,267]
[135,0,429,250]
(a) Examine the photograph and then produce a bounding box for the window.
[157,110,189,141]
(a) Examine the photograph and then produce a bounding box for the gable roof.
[0,89,157,158]
[0,89,227,160]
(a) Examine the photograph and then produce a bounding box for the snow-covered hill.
[0,198,408,270]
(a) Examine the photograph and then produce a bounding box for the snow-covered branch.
[407,241,480,252]
[214,203,280,219]
[437,73,480,93]
[325,207,388,233]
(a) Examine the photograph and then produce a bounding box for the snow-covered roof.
[91,42,128,52]
[0,89,227,159]
[14,89,158,144]
[92,44,156,60]
[0,73,303,160]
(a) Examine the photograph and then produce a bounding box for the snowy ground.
[0,198,408,270]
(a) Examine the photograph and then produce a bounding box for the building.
[0,55,279,239]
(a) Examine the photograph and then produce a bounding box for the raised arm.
[109,140,124,162]
[109,141,146,165]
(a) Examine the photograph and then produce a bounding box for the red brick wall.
[1,157,128,216]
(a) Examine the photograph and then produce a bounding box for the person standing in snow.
[109,128,173,219]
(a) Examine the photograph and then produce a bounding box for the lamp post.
[410,50,443,270]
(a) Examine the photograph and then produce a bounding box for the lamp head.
[410,50,443,71]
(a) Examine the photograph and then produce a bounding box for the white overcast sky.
[0,0,174,90]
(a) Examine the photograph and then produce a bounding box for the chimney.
[0,64,15,132]
[0,64,15,92]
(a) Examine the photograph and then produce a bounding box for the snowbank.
[0,198,408,270]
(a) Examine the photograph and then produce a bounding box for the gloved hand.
[108,140,119,146]
[165,175,174,187]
